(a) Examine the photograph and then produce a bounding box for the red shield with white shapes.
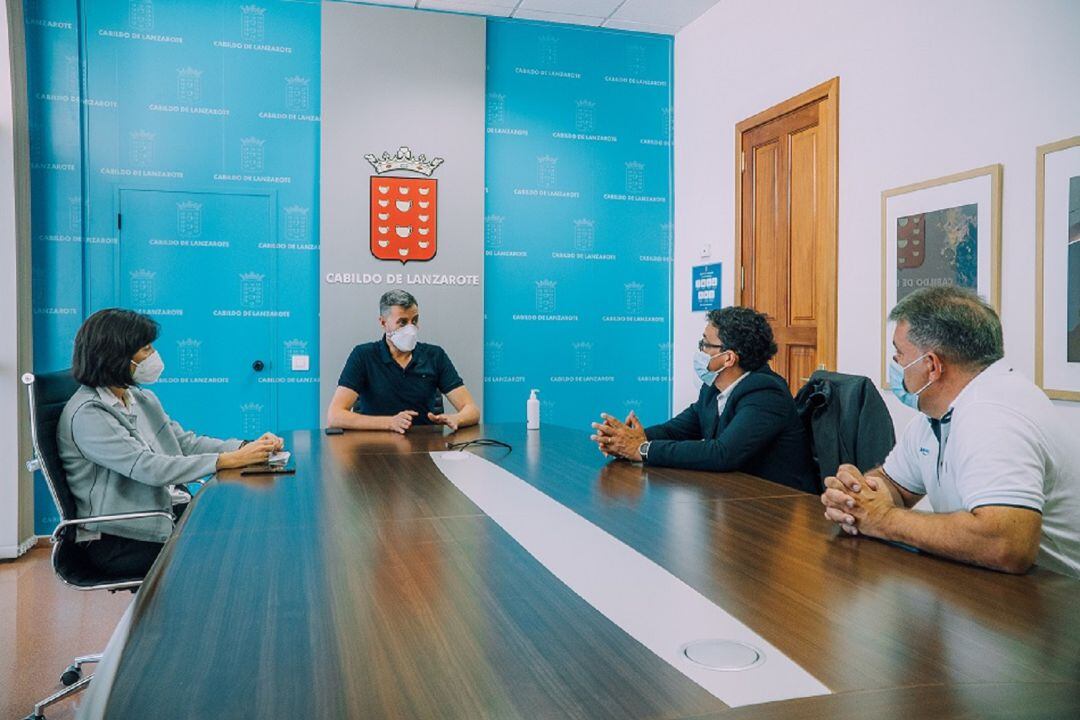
[897,213,925,270]
[370,176,437,263]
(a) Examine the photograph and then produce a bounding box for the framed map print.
[1036,136,1080,401]
[880,164,1002,388]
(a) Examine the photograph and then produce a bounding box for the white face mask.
[131,350,165,384]
[693,350,721,387]
[888,352,933,411]
[387,323,418,353]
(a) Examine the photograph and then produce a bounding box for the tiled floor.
[0,547,130,720]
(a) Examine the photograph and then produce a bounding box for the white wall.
[673,0,1080,433]
[1,0,34,557]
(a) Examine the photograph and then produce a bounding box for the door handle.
[252,360,265,372]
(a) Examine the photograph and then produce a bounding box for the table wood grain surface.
[90,424,1080,719]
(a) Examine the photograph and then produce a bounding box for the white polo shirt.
[883,360,1080,578]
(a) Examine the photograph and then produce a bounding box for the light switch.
[291,354,310,372]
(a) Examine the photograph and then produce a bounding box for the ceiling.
[353,0,724,35]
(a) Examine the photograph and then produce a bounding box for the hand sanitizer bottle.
[527,389,540,430]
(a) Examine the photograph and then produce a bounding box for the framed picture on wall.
[1036,135,1080,401]
[880,164,1003,388]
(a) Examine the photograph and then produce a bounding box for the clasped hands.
[820,464,900,538]
[590,411,647,462]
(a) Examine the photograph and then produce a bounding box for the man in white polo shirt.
[821,286,1079,577]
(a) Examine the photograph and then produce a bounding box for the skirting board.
[0,535,39,559]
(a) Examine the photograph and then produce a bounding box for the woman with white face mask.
[56,308,284,578]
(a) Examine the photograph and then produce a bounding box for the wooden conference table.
[80,424,1080,719]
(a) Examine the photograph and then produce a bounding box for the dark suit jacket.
[644,366,819,493]
[793,370,895,481]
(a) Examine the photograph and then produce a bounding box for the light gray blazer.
[57,385,242,543]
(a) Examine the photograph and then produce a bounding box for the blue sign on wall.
[691,263,722,312]
[483,19,674,432]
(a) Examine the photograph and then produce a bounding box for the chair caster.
[24,714,46,720]
[60,664,81,686]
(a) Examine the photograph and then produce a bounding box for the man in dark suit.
[590,306,818,493]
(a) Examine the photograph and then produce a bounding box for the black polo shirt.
[336,338,465,425]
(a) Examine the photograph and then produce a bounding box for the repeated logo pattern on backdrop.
[24,0,321,532]
[483,20,674,431]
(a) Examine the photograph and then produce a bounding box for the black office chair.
[21,371,176,720]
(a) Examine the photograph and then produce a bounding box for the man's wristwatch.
[638,441,651,462]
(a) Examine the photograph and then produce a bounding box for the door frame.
[734,77,839,372]
[113,185,278,304]
[111,186,281,434]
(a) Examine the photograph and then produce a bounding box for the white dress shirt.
[716,370,750,418]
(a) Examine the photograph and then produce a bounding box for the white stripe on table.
[430,451,830,708]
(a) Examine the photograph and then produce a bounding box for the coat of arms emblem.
[365,146,443,263]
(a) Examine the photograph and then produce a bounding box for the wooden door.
[736,78,838,395]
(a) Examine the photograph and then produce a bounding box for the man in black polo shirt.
[327,290,480,433]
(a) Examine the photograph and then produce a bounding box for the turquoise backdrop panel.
[483,19,674,432]
[24,0,321,533]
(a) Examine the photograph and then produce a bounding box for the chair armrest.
[52,511,176,543]
[170,477,208,504]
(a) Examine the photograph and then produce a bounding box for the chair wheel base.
[60,665,81,686]
[24,714,46,720]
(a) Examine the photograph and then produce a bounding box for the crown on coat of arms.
[364,146,444,177]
